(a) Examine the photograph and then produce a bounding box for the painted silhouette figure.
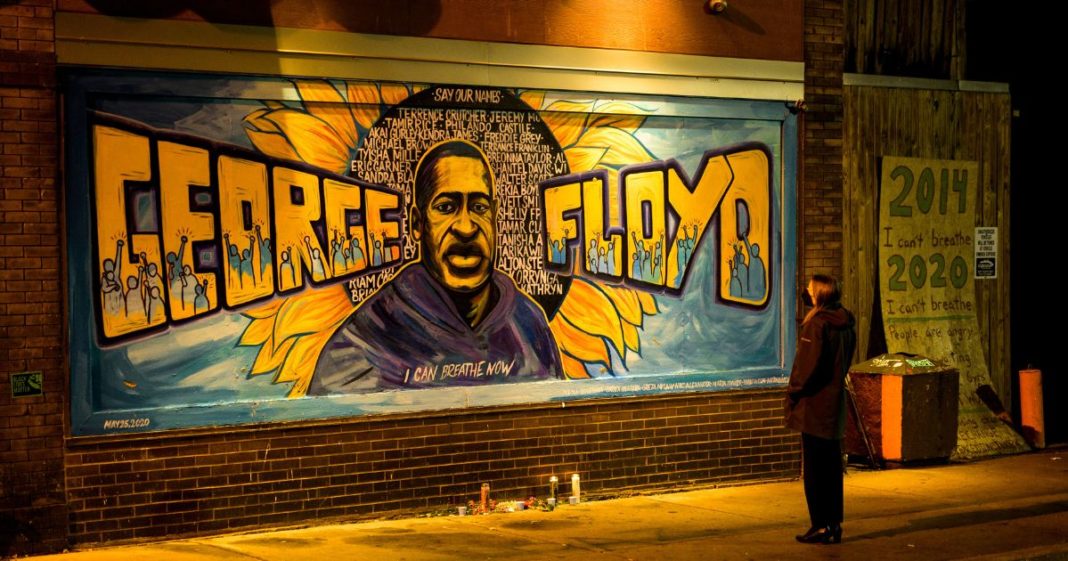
[304,236,326,279]
[179,264,193,310]
[255,225,272,277]
[631,231,647,281]
[350,237,365,269]
[146,285,164,324]
[125,274,145,318]
[245,234,258,285]
[101,239,126,315]
[606,239,616,275]
[733,243,749,295]
[279,246,296,289]
[371,233,383,267]
[588,238,599,273]
[747,243,766,299]
[193,278,209,313]
[224,233,241,285]
[331,230,346,275]
[166,235,188,285]
[729,258,744,298]
[240,246,254,287]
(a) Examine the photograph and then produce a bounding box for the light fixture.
[705,0,728,14]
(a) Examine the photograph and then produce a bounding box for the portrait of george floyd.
[309,139,565,395]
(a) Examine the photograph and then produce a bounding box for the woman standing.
[785,274,857,544]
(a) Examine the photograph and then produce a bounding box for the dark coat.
[784,304,857,439]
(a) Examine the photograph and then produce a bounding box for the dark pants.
[802,432,843,527]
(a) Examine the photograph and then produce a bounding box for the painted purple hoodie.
[309,263,563,395]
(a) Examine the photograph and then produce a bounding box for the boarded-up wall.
[846,0,966,79]
[843,84,1011,403]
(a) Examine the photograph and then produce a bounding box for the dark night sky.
[967,1,1064,443]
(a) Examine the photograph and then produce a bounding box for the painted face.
[414,155,496,293]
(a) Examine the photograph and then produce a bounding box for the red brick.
[17,16,52,29]
[0,5,34,17]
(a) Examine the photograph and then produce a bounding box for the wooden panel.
[843,86,1012,407]
[57,0,803,61]
[846,0,964,79]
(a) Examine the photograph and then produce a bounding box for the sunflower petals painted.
[589,113,646,134]
[564,146,608,173]
[251,336,295,376]
[244,298,285,319]
[545,100,595,113]
[239,317,274,347]
[598,284,644,327]
[273,285,353,345]
[590,101,652,133]
[557,277,625,357]
[295,80,358,148]
[261,109,350,173]
[275,331,332,390]
[245,128,301,162]
[550,315,611,366]
[243,109,282,132]
[379,84,410,105]
[519,90,546,111]
[578,127,655,166]
[543,111,588,148]
[622,321,640,355]
[637,291,659,315]
[346,81,383,130]
[560,353,591,380]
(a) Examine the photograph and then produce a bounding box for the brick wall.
[801,0,845,283]
[0,0,66,556]
[0,1,842,554]
[65,389,797,545]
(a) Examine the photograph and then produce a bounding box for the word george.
[91,115,402,342]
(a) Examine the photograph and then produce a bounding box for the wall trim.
[844,73,1009,93]
[56,13,804,100]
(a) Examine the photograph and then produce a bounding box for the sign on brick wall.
[65,72,798,435]
[10,371,43,398]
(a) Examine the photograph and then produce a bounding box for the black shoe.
[795,524,842,544]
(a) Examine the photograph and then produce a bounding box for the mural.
[66,72,797,435]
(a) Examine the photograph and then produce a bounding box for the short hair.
[413,139,493,212]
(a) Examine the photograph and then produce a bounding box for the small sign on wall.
[975,227,997,279]
[11,371,43,398]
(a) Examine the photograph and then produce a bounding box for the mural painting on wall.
[70,74,795,434]
[878,156,1026,459]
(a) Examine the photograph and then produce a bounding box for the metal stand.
[845,372,880,469]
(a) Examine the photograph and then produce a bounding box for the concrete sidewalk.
[28,449,1068,561]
